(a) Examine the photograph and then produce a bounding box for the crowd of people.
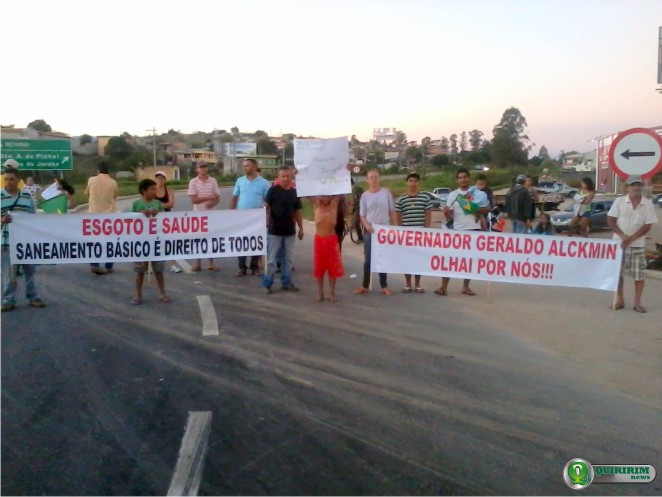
[0,159,658,312]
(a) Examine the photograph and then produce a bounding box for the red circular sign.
[608,127,662,180]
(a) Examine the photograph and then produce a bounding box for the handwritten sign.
[294,136,350,196]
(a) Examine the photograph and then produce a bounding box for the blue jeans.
[512,221,528,234]
[362,230,387,289]
[263,235,294,288]
[2,248,39,305]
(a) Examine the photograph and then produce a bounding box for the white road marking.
[197,295,219,336]
[167,411,213,496]
[177,259,193,274]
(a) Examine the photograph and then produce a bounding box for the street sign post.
[1,139,73,170]
[608,128,662,180]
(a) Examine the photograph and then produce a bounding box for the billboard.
[384,151,400,161]
[214,142,257,156]
[373,128,397,142]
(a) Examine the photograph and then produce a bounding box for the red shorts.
[314,234,344,279]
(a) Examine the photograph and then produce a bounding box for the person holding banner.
[607,175,658,313]
[435,168,490,297]
[310,195,345,302]
[354,169,396,296]
[188,162,221,272]
[231,158,270,276]
[86,162,118,274]
[395,172,432,293]
[263,166,303,294]
[130,179,172,305]
[1,166,45,312]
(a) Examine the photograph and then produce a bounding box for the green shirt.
[2,188,35,248]
[132,198,164,213]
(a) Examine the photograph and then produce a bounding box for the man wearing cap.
[231,158,270,276]
[505,174,534,233]
[607,175,658,313]
[188,162,221,271]
[86,161,118,274]
[1,165,45,311]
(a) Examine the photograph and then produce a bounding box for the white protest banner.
[294,136,350,196]
[9,209,266,265]
[371,225,622,291]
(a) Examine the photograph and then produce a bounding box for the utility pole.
[147,127,157,167]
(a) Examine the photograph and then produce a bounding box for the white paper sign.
[294,136,350,196]
[9,209,266,264]
[371,225,622,291]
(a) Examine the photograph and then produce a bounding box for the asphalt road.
[2,189,660,495]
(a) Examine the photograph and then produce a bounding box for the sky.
[1,0,661,157]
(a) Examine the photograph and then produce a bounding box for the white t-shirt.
[188,176,220,211]
[360,188,394,226]
[607,195,658,248]
[447,187,488,230]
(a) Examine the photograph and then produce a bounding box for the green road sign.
[1,139,73,170]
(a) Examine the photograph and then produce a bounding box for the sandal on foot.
[402,287,412,293]
[415,287,425,294]
[159,295,173,303]
[131,297,142,305]
[353,287,370,294]
[434,288,447,296]
[461,289,476,296]
[208,265,220,271]
[633,305,647,313]
[611,303,625,310]
[381,288,393,296]
[191,265,201,272]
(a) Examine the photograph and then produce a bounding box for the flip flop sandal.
[208,266,220,271]
[434,289,447,296]
[130,297,142,305]
[353,287,370,294]
[611,303,625,310]
[461,289,477,296]
[415,287,425,294]
[381,288,394,296]
[159,295,173,303]
[633,306,647,313]
[191,265,201,272]
[402,287,412,293]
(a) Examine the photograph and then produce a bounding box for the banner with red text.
[371,225,622,291]
[9,209,266,264]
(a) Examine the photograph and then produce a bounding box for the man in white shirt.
[607,175,658,313]
[435,168,490,297]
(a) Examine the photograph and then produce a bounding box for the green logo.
[563,458,594,489]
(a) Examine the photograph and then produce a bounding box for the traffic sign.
[608,128,662,180]
[1,139,73,170]
[352,166,361,174]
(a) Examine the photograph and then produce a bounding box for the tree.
[440,136,450,154]
[538,145,550,160]
[27,119,52,132]
[405,145,422,164]
[256,137,279,155]
[350,134,362,146]
[253,130,268,139]
[431,154,450,167]
[284,142,294,160]
[459,131,468,153]
[529,156,543,166]
[394,130,407,149]
[480,139,492,163]
[354,147,366,161]
[105,136,133,161]
[167,129,181,136]
[421,136,431,155]
[217,134,234,143]
[449,134,458,155]
[490,107,532,168]
[79,134,92,145]
[469,129,483,151]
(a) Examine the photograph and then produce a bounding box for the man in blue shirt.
[1,164,45,311]
[231,158,270,275]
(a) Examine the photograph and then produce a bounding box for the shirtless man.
[310,195,345,302]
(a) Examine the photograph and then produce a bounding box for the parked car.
[550,196,616,233]
[423,191,444,210]
[433,187,451,203]
[652,193,662,206]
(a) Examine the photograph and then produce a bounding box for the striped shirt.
[188,176,220,211]
[2,188,35,248]
[395,192,432,226]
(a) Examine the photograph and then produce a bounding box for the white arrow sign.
[609,128,662,180]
